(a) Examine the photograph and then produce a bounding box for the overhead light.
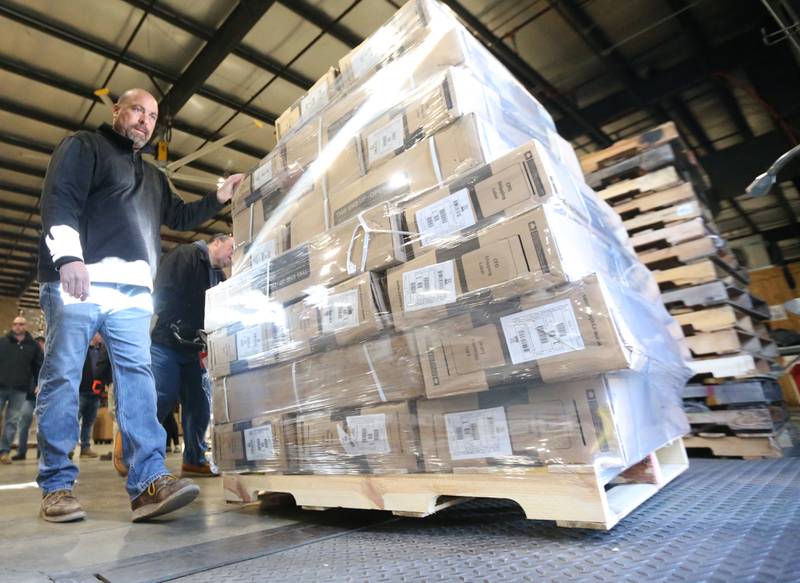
[745,143,800,197]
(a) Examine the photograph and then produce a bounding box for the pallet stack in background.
[581,124,792,459]
[202,0,693,527]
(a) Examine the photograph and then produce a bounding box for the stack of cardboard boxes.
[581,123,789,455]
[207,0,690,480]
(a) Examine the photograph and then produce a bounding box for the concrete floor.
[0,444,300,583]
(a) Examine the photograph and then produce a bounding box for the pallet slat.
[684,429,790,459]
[596,166,683,204]
[660,282,770,320]
[581,123,680,174]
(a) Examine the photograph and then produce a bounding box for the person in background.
[77,333,112,459]
[11,335,44,461]
[162,406,181,454]
[35,86,242,522]
[0,317,43,464]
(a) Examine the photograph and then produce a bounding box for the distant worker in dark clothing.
[77,333,112,459]
[0,317,43,464]
[150,234,233,477]
[12,335,45,461]
[162,407,181,454]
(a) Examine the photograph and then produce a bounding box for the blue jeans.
[0,388,26,454]
[15,398,35,458]
[78,394,100,449]
[37,282,168,499]
[151,343,209,466]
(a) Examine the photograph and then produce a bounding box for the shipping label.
[500,298,585,364]
[321,289,360,334]
[366,115,405,166]
[244,424,276,460]
[445,406,513,460]
[252,161,274,192]
[251,239,277,267]
[415,188,477,247]
[402,260,457,312]
[337,413,391,455]
[300,84,330,119]
[236,325,265,360]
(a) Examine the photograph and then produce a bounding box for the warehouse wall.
[749,263,800,333]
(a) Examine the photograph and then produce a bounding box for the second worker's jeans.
[78,394,100,450]
[15,398,35,458]
[0,388,25,454]
[37,282,168,499]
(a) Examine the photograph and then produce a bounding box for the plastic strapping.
[291,360,301,408]
[345,211,417,276]
[362,343,387,402]
[428,136,443,183]
[222,376,231,423]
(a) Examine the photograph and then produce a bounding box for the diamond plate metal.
[173,459,800,583]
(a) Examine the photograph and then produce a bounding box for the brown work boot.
[80,447,99,459]
[130,475,200,523]
[0,453,11,465]
[40,489,86,523]
[112,430,128,477]
[181,462,220,478]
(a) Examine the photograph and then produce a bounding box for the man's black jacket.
[80,343,112,395]
[0,331,43,391]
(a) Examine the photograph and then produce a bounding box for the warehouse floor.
[1,447,798,583]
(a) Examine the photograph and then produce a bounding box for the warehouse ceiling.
[0,0,798,308]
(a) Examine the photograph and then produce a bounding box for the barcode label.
[366,115,405,166]
[337,413,391,455]
[675,202,694,217]
[349,43,378,79]
[321,289,360,334]
[300,84,330,119]
[500,298,586,364]
[235,325,265,359]
[251,239,277,266]
[402,260,457,312]
[444,407,512,460]
[244,425,276,460]
[415,188,477,247]
[252,161,273,191]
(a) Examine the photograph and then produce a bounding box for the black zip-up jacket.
[0,331,43,391]
[80,343,112,395]
[38,123,225,287]
[151,242,225,352]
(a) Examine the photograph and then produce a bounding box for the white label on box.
[321,289,360,334]
[769,303,788,321]
[675,202,694,217]
[251,239,277,266]
[252,161,273,191]
[300,84,330,119]
[236,325,265,360]
[402,260,457,312]
[500,298,586,364]
[349,43,378,79]
[366,115,405,166]
[337,413,391,455]
[444,407,513,460]
[415,188,477,247]
[244,425,276,460]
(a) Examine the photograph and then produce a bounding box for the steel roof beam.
[279,0,362,48]
[159,0,276,123]
[0,1,279,125]
[440,0,612,146]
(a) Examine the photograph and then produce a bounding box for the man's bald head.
[112,88,159,150]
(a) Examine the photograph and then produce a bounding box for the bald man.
[37,88,244,523]
[0,316,43,464]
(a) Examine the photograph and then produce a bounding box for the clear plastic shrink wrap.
[209,0,690,478]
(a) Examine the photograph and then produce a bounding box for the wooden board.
[614,182,698,220]
[684,329,763,357]
[585,143,680,189]
[684,429,791,459]
[222,439,688,531]
[747,264,800,333]
[660,282,770,320]
[685,407,777,433]
[688,354,774,379]
[630,217,708,252]
[675,304,754,335]
[580,122,681,174]
[623,199,706,235]
[638,236,718,270]
[654,259,747,291]
[596,166,683,204]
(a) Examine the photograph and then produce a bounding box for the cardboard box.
[275,67,338,141]
[231,229,289,277]
[413,275,641,399]
[388,205,629,330]
[232,151,287,218]
[213,333,425,422]
[330,113,516,227]
[213,414,289,473]
[416,380,621,471]
[207,272,391,376]
[294,401,419,474]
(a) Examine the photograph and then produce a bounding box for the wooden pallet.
[630,217,709,252]
[638,236,718,270]
[660,282,770,320]
[222,439,688,531]
[586,143,681,189]
[581,122,681,174]
[624,199,706,235]
[684,329,765,357]
[654,259,747,291]
[685,407,777,433]
[613,182,698,220]
[688,354,775,379]
[684,429,791,459]
[682,379,784,405]
[675,304,754,335]
[596,166,683,204]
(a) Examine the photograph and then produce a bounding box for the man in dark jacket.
[36,87,243,523]
[77,333,112,459]
[0,317,43,464]
[12,335,45,461]
[150,234,233,477]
